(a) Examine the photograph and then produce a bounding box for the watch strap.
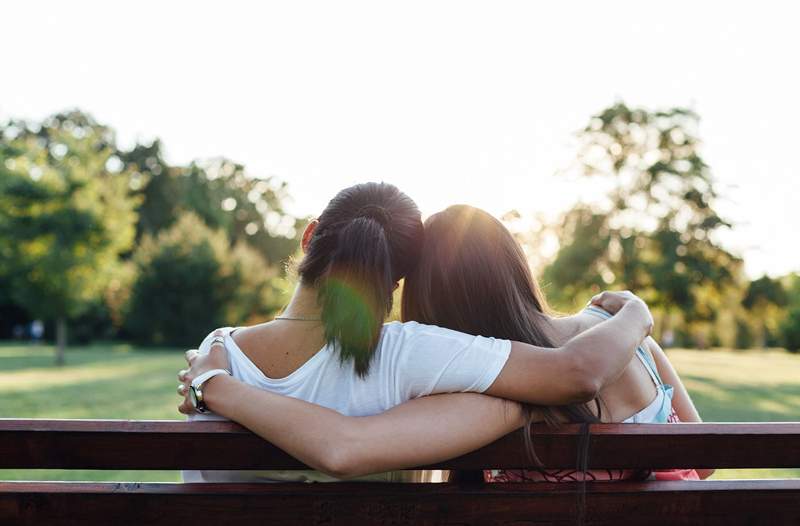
[191,368,231,389]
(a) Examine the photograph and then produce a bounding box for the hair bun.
[356,205,392,227]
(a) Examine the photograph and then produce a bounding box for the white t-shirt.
[184,320,511,483]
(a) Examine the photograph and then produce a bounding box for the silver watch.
[189,368,231,413]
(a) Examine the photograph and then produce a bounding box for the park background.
[1,1,799,481]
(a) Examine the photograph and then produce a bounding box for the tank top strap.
[634,345,663,387]
[583,305,613,321]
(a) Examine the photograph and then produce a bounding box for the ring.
[211,336,225,347]
[177,383,187,395]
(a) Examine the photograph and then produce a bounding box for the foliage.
[541,206,608,307]
[0,111,139,361]
[0,110,303,346]
[744,276,787,310]
[735,318,755,349]
[0,280,28,338]
[121,143,304,266]
[780,308,800,353]
[542,102,743,344]
[741,275,788,347]
[124,213,287,347]
[779,274,800,352]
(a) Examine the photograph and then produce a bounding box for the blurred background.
[1,1,798,480]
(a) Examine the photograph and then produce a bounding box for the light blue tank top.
[584,306,674,423]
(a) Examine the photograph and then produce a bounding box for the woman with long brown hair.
[402,205,710,481]
[178,199,669,481]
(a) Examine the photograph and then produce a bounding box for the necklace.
[274,315,322,322]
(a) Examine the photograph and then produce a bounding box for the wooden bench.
[1,419,799,525]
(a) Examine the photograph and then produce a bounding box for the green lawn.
[1,342,185,482]
[1,342,798,481]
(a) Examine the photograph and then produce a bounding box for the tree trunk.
[55,317,67,366]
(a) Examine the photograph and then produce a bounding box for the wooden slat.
[1,419,799,470]
[2,480,800,526]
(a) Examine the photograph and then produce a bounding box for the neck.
[279,284,323,319]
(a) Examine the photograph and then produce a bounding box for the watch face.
[189,386,199,408]
[189,386,206,413]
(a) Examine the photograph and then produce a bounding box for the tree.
[0,278,29,339]
[120,145,304,267]
[0,111,138,364]
[124,213,287,347]
[780,308,800,353]
[543,103,741,343]
[121,139,179,239]
[779,274,800,353]
[540,206,609,308]
[743,275,788,347]
[183,158,305,266]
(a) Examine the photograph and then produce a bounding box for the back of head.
[402,204,553,346]
[298,182,423,376]
[403,204,599,468]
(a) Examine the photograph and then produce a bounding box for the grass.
[665,348,800,480]
[1,342,798,482]
[0,342,184,482]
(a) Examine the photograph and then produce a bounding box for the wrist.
[200,373,235,412]
[623,299,652,336]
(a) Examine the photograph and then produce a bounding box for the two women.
[177,182,688,482]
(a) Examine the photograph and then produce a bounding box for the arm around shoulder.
[486,296,653,405]
[203,375,525,479]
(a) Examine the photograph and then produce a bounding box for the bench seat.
[3,480,800,525]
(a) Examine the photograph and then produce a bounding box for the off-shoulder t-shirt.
[184,320,511,483]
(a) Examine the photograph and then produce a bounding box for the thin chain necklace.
[274,314,322,322]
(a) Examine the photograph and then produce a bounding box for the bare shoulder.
[229,321,283,350]
[546,307,611,343]
[569,307,612,331]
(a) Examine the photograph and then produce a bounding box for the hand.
[590,290,654,335]
[589,290,639,314]
[177,329,231,415]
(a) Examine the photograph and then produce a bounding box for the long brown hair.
[401,205,600,468]
[298,182,423,376]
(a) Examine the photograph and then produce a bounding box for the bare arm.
[486,294,653,405]
[192,374,524,479]
[648,338,701,423]
[177,291,651,478]
[647,337,714,479]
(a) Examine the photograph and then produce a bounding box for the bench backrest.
[2,420,800,526]
[2,419,799,470]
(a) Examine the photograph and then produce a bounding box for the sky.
[3,1,798,277]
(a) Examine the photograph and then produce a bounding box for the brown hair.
[401,205,599,467]
[298,182,423,376]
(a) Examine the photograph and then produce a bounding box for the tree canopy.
[0,111,138,363]
[1,110,301,359]
[542,102,743,344]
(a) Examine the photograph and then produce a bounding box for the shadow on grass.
[680,374,800,422]
[1,358,185,420]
